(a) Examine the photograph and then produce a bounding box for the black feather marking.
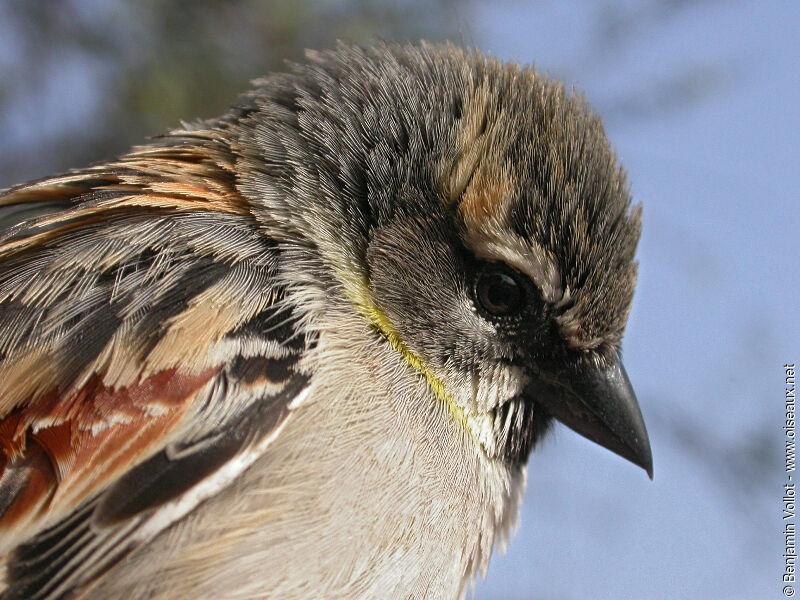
[135,254,230,356]
[95,247,159,288]
[4,499,98,600]
[0,299,38,358]
[92,431,245,527]
[53,292,123,388]
[229,300,305,352]
[93,369,308,527]
[229,354,298,385]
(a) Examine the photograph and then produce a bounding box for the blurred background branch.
[0,0,473,187]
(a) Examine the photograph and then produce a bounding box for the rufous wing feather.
[0,124,313,600]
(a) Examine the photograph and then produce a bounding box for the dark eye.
[474,265,526,318]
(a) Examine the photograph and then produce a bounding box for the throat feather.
[357,298,496,454]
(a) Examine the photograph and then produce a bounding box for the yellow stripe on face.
[360,299,498,457]
[356,298,469,429]
[342,257,496,455]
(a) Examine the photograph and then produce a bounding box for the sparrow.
[0,42,651,599]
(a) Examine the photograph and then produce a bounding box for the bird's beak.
[528,355,653,478]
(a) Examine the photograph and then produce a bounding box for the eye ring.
[473,264,526,319]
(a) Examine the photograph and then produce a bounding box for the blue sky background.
[0,2,796,599]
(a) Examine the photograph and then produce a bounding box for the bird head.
[236,42,651,476]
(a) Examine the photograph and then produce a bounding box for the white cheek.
[476,362,528,413]
[447,361,528,415]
